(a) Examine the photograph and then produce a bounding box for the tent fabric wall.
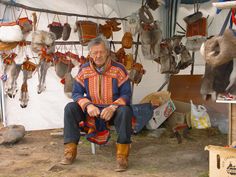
[0,0,224,130]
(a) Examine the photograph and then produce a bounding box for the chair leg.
[91,143,96,155]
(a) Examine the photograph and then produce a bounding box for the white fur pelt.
[0,25,23,42]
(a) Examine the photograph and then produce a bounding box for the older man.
[60,36,133,172]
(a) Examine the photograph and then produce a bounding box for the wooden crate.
[229,103,236,145]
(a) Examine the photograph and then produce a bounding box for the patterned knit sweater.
[72,58,132,110]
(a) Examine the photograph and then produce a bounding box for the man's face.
[90,43,108,68]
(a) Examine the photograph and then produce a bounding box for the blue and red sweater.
[72,58,132,111]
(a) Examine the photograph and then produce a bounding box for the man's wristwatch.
[109,104,118,111]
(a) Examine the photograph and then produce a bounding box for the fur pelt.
[48,22,63,40]
[213,61,233,93]
[124,12,140,36]
[31,30,56,54]
[186,36,206,51]
[122,32,133,49]
[178,45,193,70]
[140,91,171,107]
[200,63,217,100]
[146,0,163,10]
[226,58,236,93]
[139,5,154,24]
[63,72,74,98]
[201,59,236,100]
[62,23,71,41]
[204,29,236,67]
[99,23,112,39]
[183,11,203,25]
[140,21,162,60]
[0,25,23,42]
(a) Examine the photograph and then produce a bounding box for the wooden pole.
[190,51,195,75]
[131,33,140,101]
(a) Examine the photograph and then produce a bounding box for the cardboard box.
[205,145,236,177]
[146,99,175,130]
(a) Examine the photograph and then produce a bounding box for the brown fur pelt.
[105,19,121,32]
[129,63,145,84]
[139,5,154,24]
[204,29,236,67]
[62,23,71,41]
[99,23,112,39]
[146,0,160,10]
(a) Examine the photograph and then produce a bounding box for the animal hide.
[63,72,74,98]
[140,21,162,60]
[31,30,56,54]
[185,36,206,51]
[48,22,63,40]
[124,12,140,36]
[17,17,33,34]
[129,63,145,84]
[200,63,217,100]
[159,54,179,74]
[183,11,203,25]
[121,32,133,49]
[0,25,23,42]
[105,19,121,32]
[204,29,236,67]
[226,59,236,92]
[213,61,233,93]
[177,45,193,70]
[99,23,112,39]
[62,23,71,41]
[139,5,154,24]
[146,0,162,10]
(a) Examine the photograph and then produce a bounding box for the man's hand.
[100,105,118,121]
[86,104,100,117]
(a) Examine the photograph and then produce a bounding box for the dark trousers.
[63,102,133,144]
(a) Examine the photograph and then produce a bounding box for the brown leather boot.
[60,143,77,165]
[115,143,130,172]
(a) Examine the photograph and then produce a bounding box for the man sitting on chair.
[60,35,133,172]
